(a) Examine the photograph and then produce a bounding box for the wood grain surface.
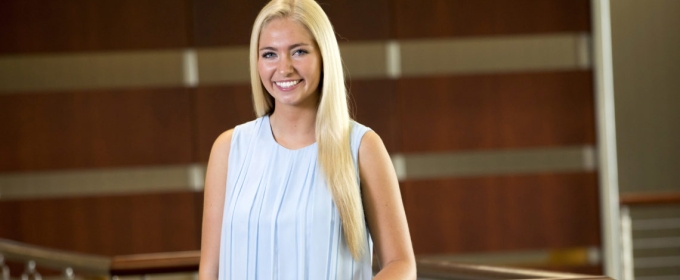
[0,88,194,171]
[398,71,596,152]
[392,0,590,39]
[0,0,192,53]
[401,172,601,254]
[0,192,202,256]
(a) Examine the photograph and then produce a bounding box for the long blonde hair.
[249,0,366,259]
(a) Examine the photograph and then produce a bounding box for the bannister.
[0,238,612,280]
[110,251,200,276]
[619,191,680,206]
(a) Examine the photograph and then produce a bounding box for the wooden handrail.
[0,238,612,279]
[620,192,680,206]
[110,251,200,275]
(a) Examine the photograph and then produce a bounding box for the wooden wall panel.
[350,79,399,152]
[401,172,600,254]
[392,0,590,39]
[0,88,194,172]
[0,191,201,255]
[195,85,256,162]
[193,0,390,47]
[398,70,595,152]
[321,0,391,41]
[0,0,191,54]
[192,0,269,46]
[0,203,20,241]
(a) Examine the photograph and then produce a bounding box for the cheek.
[257,61,266,76]
[257,63,271,83]
[257,68,273,95]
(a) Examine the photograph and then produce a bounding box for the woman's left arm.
[359,131,416,279]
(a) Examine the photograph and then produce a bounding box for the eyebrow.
[259,43,310,51]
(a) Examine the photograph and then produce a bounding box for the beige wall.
[611,0,680,193]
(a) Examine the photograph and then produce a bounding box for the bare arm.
[198,129,233,280]
[359,131,416,279]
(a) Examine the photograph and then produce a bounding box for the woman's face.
[258,17,322,110]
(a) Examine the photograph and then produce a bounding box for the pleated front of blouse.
[218,116,373,280]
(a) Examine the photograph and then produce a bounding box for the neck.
[269,105,318,149]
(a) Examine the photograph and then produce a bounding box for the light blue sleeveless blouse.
[218,115,373,280]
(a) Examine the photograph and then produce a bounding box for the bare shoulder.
[209,128,235,161]
[204,128,234,192]
[358,130,394,179]
[359,130,388,160]
[208,128,234,167]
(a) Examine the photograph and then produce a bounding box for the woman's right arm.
[198,129,234,280]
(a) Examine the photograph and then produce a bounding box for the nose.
[278,55,293,76]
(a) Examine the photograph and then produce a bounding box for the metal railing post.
[1,255,10,280]
[64,267,75,280]
[620,205,634,280]
[21,261,42,280]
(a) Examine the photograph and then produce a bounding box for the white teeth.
[275,80,300,88]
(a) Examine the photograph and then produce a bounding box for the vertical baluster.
[621,205,635,280]
[20,261,41,280]
[0,255,10,280]
[63,268,74,280]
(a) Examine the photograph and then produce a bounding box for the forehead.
[259,17,316,47]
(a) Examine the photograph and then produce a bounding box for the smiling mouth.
[275,80,302,89]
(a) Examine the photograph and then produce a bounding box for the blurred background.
[0,0,678,280]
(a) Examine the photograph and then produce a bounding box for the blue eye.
[261,52,276,59]
[293,49,308,56]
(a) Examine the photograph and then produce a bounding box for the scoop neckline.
[265,115,317,152]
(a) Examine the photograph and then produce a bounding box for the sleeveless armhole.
[349,121,372,185]
[225,118,264,193]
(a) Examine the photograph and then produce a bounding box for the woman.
[199,0,415,279]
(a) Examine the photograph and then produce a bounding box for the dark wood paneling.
[192,0,268,46]
[0,0,191,53]
[398,70,595,152]
[350,79,399,152]
[392,0,590,39]
[320,0,390,41]
[193,0,390,47]
[0,88,193,172]
[195,85,256,162]
[194,191,205,248]
[401,172,600,254]
[0,192,201,256]
[0,203,19,240]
